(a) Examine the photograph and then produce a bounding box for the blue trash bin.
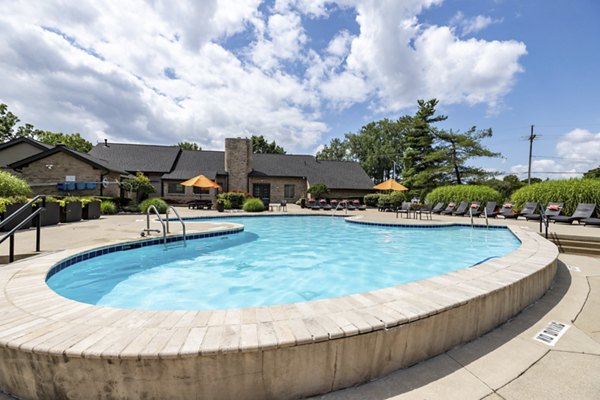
[66,182,76,191]
[76,182,86,190]
[86,182,97,190]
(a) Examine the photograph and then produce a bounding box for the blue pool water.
[46,216,520,310]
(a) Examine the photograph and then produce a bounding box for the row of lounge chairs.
[431,201,599,226]
[307,199,366,211]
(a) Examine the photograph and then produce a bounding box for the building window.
[284,184,295,199]
[168,182,185,194]
[193,187,209,195]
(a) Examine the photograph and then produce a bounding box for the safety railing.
[166,206,187,246]
[0,195,46,263]
[141,205,167,245]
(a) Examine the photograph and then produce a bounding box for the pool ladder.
[469,207,490,228]
[331,202,347,217]
[140,205,187,247]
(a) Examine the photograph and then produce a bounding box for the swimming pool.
[47,216,520,310]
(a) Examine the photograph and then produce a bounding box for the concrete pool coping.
[0,217,558,399]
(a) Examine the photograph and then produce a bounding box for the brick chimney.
[224,138,252,192]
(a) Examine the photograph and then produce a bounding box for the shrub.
[57,196,81,208]
[364,193,382,207]
[426,185,503,206]
[389,190,409,208]
[219,192,246,209]
[242,198,265,212]
[0,171,32,197]
[138,198,168,213]
[377,194,391,208]
[100,200,117,215]
[510,178,600,216]
[0,195,33,213]
[307,183,329,199]
[295,197,305,206]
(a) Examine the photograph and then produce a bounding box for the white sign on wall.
[65,176,76,182]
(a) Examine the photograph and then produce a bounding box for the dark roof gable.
[89,143,181,173]
[0,137,54,152]
[9,145,126,174]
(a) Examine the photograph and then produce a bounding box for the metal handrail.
[166,206,186,246]
[483,206,489,228]
[0,195,46,263]
[331,201,347,217]
[469,207,474,226]
[540,208,550,239]
[144,205,166,245]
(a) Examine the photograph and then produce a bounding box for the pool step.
[545,233,600,257]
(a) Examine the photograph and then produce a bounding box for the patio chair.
[503,202,537,219]
[440,202,457,215]
[451,201,469,216]
[472,201,497,218]
[415,204,433,220]
[466,202,481,217]
[396,202,412,219]
[346,200,357,211]
[525,202,563,221]
[498,202,517,218]
[353,200,366,211]
[279,200,287,212]
[550,203,595,224]
[431,202,445,214]
[320,199,332,211]
[582,217,600,227]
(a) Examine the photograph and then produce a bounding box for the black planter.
[38,202,60,226]
[216,201,225,212]
[82,200,101,220]
[60,201,82,223]
[1,203,32,232]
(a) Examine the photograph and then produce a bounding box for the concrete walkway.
[1,206,599,399]
[310,253,600,399]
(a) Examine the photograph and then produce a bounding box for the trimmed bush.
[0,171,32,197]
[426,185,503,206]
[100,200,117,215]
[139,198,168,213]
[377,194,391,208]
[389,190,409,208]
[364,193,382,207]
[219,192,246,209]
[510,178,600,216]
[243,198,265,212]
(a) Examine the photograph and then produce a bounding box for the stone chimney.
[224,138,252,192]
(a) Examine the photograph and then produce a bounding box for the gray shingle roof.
[251,153,374,190]
[89,143,181,173]
[161,150,225,180]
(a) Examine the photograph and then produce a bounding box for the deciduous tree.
[251,135,286,154]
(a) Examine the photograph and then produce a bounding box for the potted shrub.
[81,197,101,220]
[59,197,82,223]
[216,198,225,212]
[242,198,265,212]
[34,196,60,227]
[0,196,32,232]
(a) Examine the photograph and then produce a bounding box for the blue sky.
[1,0,599,180]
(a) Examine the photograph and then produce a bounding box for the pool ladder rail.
[469,206,490,228]
[331,201,348,217]
[140,205,187,247]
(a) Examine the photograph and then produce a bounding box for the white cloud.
[451,12,502,37]
[0,0,527,153]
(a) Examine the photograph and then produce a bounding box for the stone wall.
[17,152,116,197]
[249,177,307,203]
[224,138,252,192]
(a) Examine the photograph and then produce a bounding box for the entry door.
[253,184,271,201]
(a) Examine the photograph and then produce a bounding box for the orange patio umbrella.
[180,175,221,190]
[373,179,408,191]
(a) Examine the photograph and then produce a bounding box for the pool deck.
[1,206,599,399]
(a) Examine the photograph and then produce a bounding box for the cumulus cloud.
[0,0,527,153]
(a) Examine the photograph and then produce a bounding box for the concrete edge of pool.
[0,220,558,400]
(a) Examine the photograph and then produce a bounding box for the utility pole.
[527,125,536,185]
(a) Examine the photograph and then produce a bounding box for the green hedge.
[425,185,503,205]
[0,171,32,197]
[364,193,382,207]
[138,198,168,213]
[242,198,264,212]
[219,192,246,209]
[510,178,600,216]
